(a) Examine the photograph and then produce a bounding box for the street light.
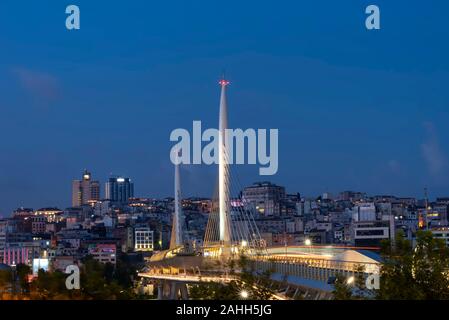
[240,289,249,299]
[283,232,288,257]
[305,238,312,254]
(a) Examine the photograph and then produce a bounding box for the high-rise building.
[72,170,100,207]
[105,176,134,204]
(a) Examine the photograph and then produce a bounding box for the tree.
[240,269,274,300]
[27,254,140,300]
[189,281,240,299]
[189,255,275,300]
[15,264,31,293]
[352,264,370,299]
[33,269,69,299]
[0,270,12,293]
[377,230,449,300]
[80,255,138,300]
[332,274,353,300]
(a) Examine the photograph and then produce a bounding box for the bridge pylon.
[203,78,266,258]
[170,158,186,251]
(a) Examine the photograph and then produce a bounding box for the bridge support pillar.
[156,280,173,300]
[180,283,189,299]
[169,282,178,300]
[168,281,189,300]
[157,282,164,300]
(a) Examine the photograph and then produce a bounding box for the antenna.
[219,70,229,86]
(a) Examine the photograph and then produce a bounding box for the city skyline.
[1,0,449,214]
[2,0,449,305]
[0,165,445,217]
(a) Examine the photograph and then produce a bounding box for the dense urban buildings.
[1,168,448,278]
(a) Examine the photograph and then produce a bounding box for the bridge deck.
[141,246,381,296]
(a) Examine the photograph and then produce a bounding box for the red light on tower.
[219,79,230,86]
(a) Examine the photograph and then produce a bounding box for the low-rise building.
[88,243,116,265]
[134,227,154,252]
[431,228,449,247]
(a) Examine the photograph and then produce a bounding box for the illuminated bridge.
[137,79,382,300]
[138,245,381,300]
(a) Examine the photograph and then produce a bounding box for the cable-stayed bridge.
[138,79,381,300]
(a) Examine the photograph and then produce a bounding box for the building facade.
[105,176,134,204]
[88,244,116,265]
[134,227,154,252]
[242,182,286,216]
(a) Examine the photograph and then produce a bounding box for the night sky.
[0,0,448,215]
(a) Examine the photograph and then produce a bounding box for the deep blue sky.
[0,0,448,215]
